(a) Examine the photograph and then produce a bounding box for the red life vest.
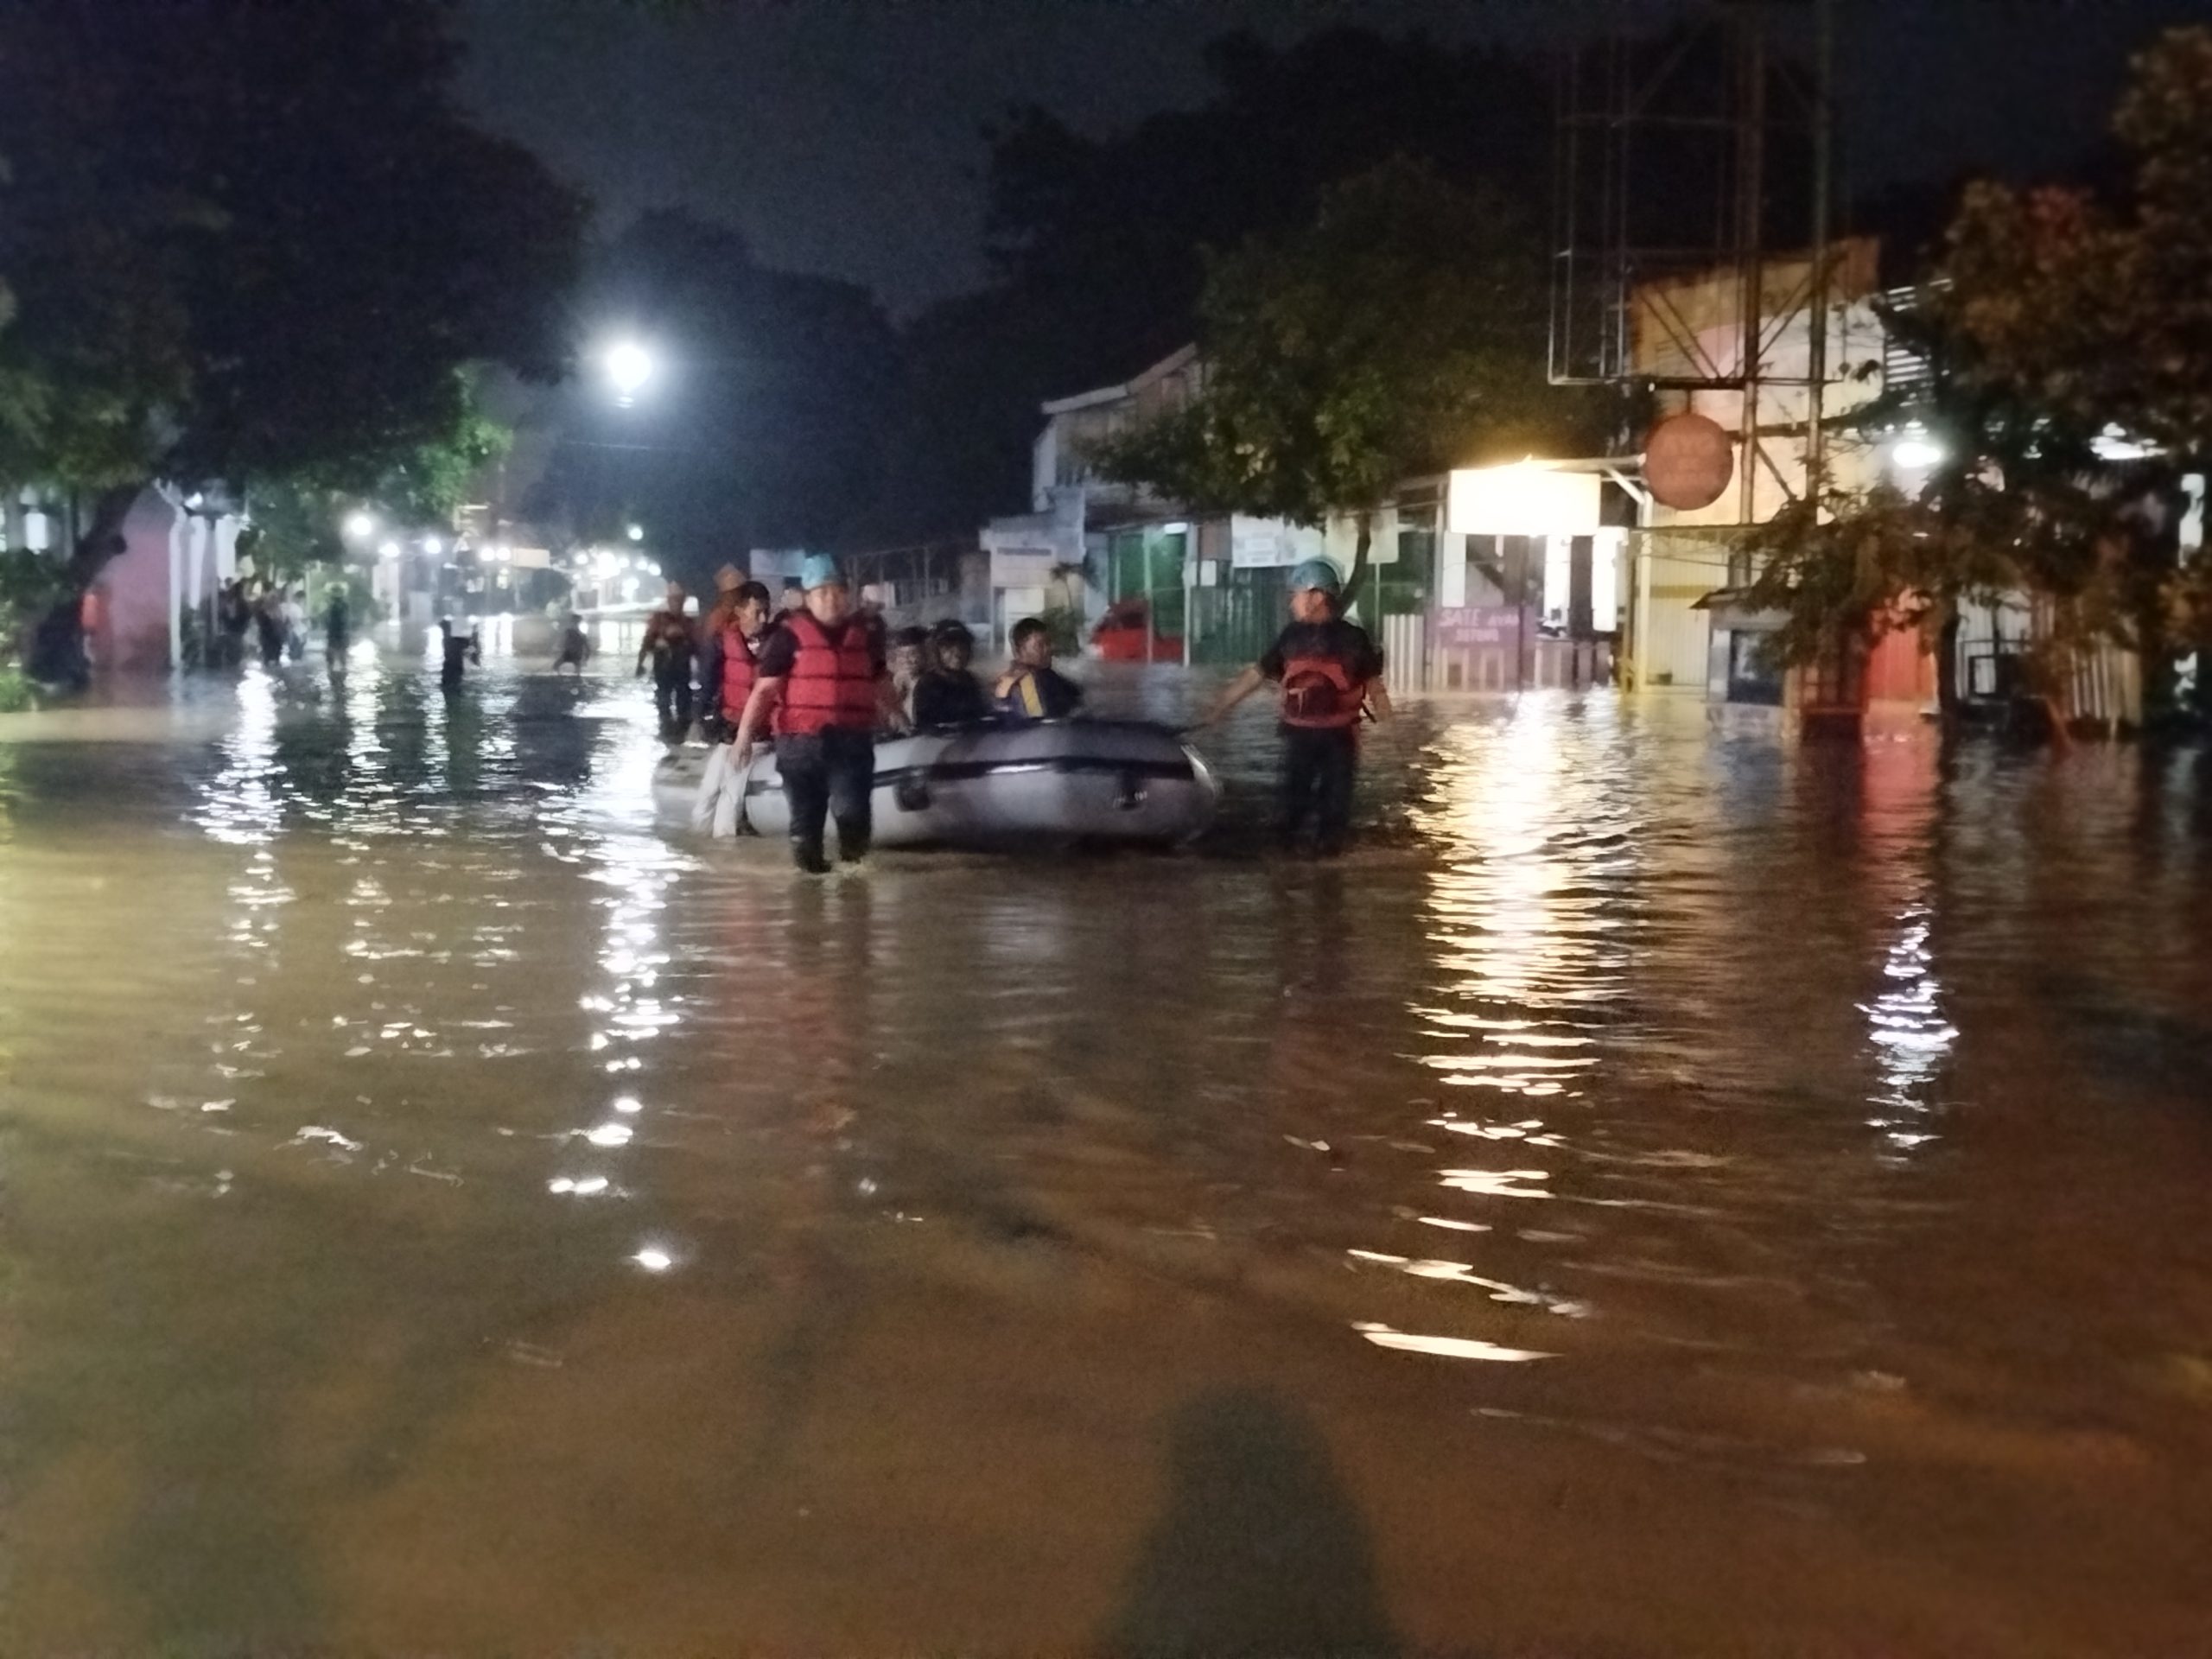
[718,624,762,721]
[776,611,879,734]
[1280,651,1363,729]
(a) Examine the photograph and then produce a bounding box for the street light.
[605,340,654,407]
[422,535,444,556]
[378,540,401,561]
[1890,427,1946,474]
[344,510,377,541]
[626,523,645,542]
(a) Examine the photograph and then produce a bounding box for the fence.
[1382,611,1614,694]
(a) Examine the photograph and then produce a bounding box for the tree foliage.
[1938,27,2212,461]
[1096,161,1602,594]
[241,376,512,584]
[873,29,1558,541]
[0,0,585,569]
[1745,25,2212,715]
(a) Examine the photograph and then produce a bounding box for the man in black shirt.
[635,582,698,742]
[1200,558,1389,855]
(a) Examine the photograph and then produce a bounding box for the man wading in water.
[731,556,906,874]
[1200,557,1389,856]
[636,581,697,743]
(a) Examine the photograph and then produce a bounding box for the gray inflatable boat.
[655,720,1218,849]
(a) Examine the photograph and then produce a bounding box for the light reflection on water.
[3,648,2212,1655]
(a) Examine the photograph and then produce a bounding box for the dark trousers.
[653,669,694,740]
[776,728,875,868]
[1280,725,1358,855]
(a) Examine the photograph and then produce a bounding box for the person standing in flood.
[636,581,697,742]
[692,580,772,836]
[438,617,481,693]
[1199,558,1389,857]
[253,588,287,666]
[731,556,902,874]
[324,586,350,673]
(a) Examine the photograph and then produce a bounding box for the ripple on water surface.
[3,648,2211,1656]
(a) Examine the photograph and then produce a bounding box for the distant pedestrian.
[554,612,591,674]
[282,588,308,660]
[219,581,251,667]
[636,581,697,742]
[324,588,351,671]
[438,617,481,694]
[253,589,286,666]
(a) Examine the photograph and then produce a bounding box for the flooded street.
[5,643,2212,1656]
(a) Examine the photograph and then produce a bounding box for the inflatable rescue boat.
[654,720,1217,849]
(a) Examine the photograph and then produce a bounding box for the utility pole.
[1805,0,1835,508]
[1737,4,1767,527]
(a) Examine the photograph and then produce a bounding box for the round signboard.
[1643,412,1733,511]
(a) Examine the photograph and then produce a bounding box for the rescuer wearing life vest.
[690,579,773,836]
[731,555,904,873]
[1199,556,1389,855]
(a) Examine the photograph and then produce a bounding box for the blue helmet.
[798,553,846,592]
[1288,557,1342,596]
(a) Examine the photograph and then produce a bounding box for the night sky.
[456,0,2209,315]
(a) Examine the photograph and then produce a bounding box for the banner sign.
[1433,605,1537,647]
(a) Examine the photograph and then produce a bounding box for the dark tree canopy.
[873,28,1557,543]
[526,210,899,583]
[0,0,586,529]
[1097,160,1603,599]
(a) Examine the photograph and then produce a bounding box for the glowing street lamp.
[343,509,377,541]
[422,534,444,556]
[1889,427,1947,474]
[377,540,401,562]
[626,523,645,542]
[605,340,655,407]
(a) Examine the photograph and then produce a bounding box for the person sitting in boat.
[994,617,1084,721]
[912,620,990,728]
[887,624,930,721]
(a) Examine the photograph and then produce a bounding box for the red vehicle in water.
[1090,597,1182,663]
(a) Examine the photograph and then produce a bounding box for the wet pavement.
[3,638,2211,1656]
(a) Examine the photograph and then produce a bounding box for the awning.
[1692,588,1789,632]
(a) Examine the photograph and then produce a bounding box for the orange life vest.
[1280,652,1363,729]
[718,624,762,722]
[777,612,879,734]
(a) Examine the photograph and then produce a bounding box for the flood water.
[3,639,2211,1656]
